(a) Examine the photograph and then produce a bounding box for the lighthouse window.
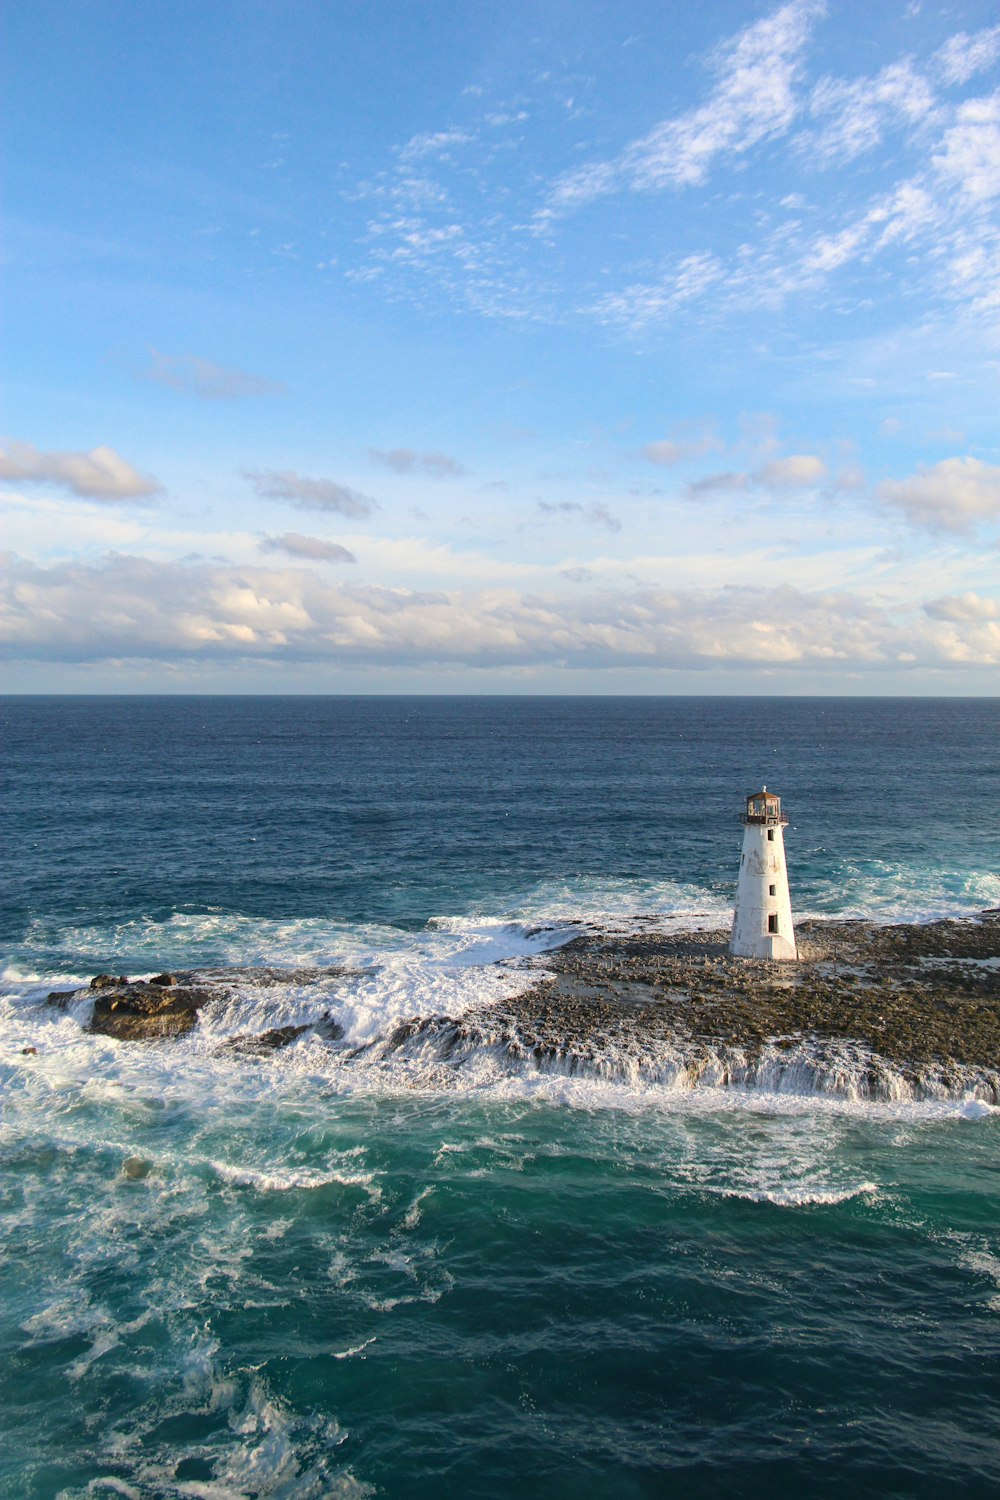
[769,884,776,896]
[768,914,779,934]
[767,829,774,842]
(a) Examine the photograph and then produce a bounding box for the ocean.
[2,695,999,1498]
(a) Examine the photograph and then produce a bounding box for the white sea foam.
[209,1160,378,1195]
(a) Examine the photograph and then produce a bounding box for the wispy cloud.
[540,0,825,220]
[803,59,935,165]
[259,532,356,562]
[934,26,1000,87]
[0,440,160,500]
[368,448,466,477]
[537,500,622,532]
[399,129,475,162]
[137,349,285,400]
[245,469,379,518]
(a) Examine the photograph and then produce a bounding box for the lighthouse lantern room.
[730,785,797,961]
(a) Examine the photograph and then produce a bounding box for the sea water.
[1,696,999,1498]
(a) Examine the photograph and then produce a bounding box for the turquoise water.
[2,697,999,1497]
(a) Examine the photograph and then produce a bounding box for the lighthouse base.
[729,926,797,962]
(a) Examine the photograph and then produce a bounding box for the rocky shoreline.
[43,912,1000,1102]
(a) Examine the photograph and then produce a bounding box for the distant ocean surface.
[2,695,999,1498]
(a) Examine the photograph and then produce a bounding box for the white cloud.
[137,349,285,399]
[399,129,475,162]
[0,440,160,500]
[642,433,718,466]
[542,0,825,217]
[924,591,1000,622]
[259,533,356,563]
[933,92,1000,201]
[756,454,827,486]
[4,553,997,672]
[805,59,935,165]
[245,469,379,518]
[878,457,1000,531]
[934,27,1000,87]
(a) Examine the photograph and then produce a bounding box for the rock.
[47,991,79,1008]
[221,1013,345,1055]
[88,982,218,1041]
[122,1156,152,1180]
[149,973,176,987]
[21,1046,37,1056]
[91,974,128,990]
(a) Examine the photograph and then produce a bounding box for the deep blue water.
[1,696,999,1498]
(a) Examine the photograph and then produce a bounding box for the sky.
[3,0,1000,694]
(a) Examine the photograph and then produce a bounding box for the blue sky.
[3,0,999,692]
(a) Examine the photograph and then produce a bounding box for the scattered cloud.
[259,533,356,563]
[368,448,467,477]
[541,0,825,218]
[804,59,935,165]
[878,457,1000,531]
[685,455,826,496]
[137,349,285,400]
[642,432,719,466]
[0,440,160,500]
[245,469,379,518]
[399,129,475,162]
[688,471,750,497]
[4,553,997,672]
[932,92,1000,202]
[537,500,622,532]
[924,591,1000,622]
[756,454,827,486]
[934,27,1000,88]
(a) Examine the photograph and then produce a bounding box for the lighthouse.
[730,786,797,961]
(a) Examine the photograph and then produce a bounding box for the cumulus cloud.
[642,432,719,466]
[259,533,356,563]
[3,554,997,672]
[542,0,824,216]
[755,454,827,486]
[0,440,160,500]
[924,592,1000,622]
[878,457,1000,531]
[246,469,379,518]
[368,448,466,477]
[137,349,285,400]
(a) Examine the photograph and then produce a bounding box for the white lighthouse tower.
[730,786,797,961]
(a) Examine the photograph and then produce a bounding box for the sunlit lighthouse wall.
[730,788,797,961]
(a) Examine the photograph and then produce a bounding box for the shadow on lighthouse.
[730,787,797,961]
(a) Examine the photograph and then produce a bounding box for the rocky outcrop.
[38,913,1000,1101]
[89,981,219,1040]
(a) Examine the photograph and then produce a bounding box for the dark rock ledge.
[41,914,1000,1099]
